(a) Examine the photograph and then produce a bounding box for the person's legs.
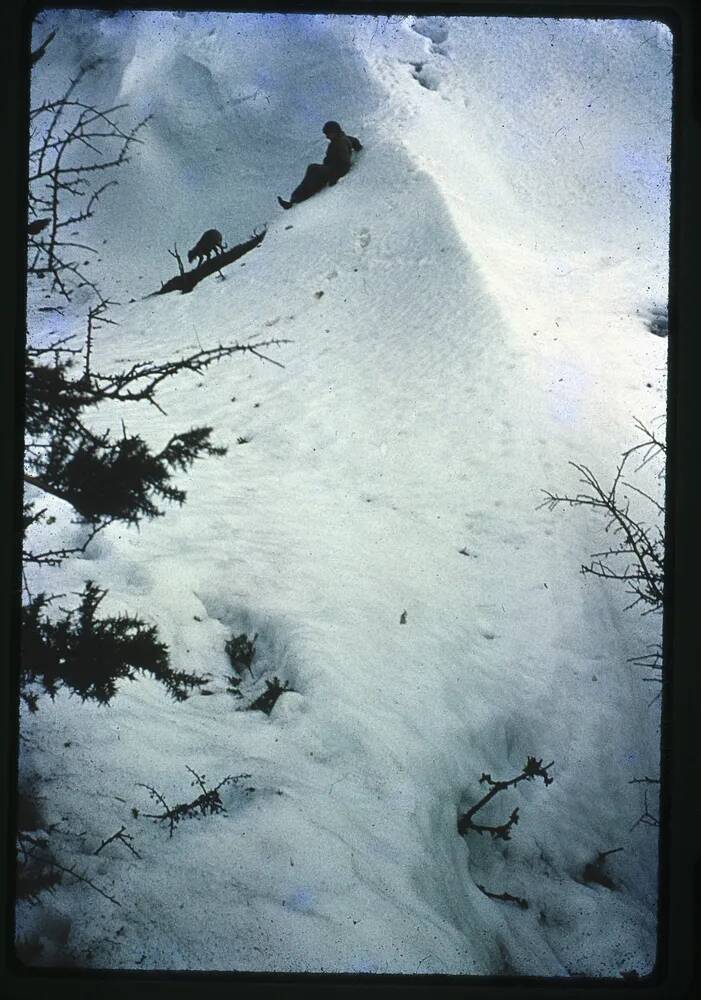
[291,163,329,203]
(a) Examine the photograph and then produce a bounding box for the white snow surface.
[20,10,671,976]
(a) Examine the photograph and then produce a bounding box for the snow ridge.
[21,11,669,976]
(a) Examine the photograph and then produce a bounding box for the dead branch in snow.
[458,756,554,838]
[157,228,267,295]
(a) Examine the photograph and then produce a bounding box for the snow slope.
[20,11,670,976]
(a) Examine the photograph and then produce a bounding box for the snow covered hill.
[20,11,670,975]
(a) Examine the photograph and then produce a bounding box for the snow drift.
[20,10,670,976]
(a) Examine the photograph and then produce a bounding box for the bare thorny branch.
[542,419,666,829]
[628,782,660,832]
[94,826,141,859]
[136,768,252,838]
[28,64,150,306]
[539,421,665,614]
[23,328,289,536]
[85,337,291,411]
[458,756,554,839]
[22,513,111,569]
[17,831,120,906]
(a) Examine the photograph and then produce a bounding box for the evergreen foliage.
[21,582,206,707]
[21,53,285,713]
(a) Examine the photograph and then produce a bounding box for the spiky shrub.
[458,756,554,839]
[21,582,205,708]
[225,633,257,673]
[541,417,665,828]
[137,767,251,838]
[248,677,290,715]
[25,351,226,527]
[16,833,62,905]
[22,51,285,713]
[225,632,258,697]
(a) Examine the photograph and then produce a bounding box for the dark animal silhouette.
[28,218,51,236]
[188,229,226,267]
[278,121,363,210]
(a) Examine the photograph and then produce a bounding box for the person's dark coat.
[323,132,363,185]
[281,125,363,208]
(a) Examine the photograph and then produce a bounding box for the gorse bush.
[16,833,62,904]
[541,417,665,830]
[22,46,285,716]
[21,582,206,708]
[137,767,252,838]
[30,368,226,523]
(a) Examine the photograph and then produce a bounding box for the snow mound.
[21,10,669,976]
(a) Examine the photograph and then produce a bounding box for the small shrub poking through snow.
[21,582,206,708]
[540,419,665,616]
[225,632,257,675]
[248,677,291,715]
[459,757,554,915]
[225,632,257,698]
[580,847,624,890]
[458,756,554,839]
[137,766,251,838]
[16,834,62,904]
[541,418,665,821]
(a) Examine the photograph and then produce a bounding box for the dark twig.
[17,832,120,905]
[629,785,660,832]
[581,848,624,890]
[458,756,554,838]
[476,883,529,910]
[137,768,251,838]
[540,445,665,612]
[31,29,57,66]
[94,825,141,859]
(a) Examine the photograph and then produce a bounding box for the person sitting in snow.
[277,121,362,210]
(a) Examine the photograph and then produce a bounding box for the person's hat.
[323,120,342,135]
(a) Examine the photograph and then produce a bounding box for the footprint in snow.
[642,303,668,338]
[356,229,371,250]
[411,18,450,45]
[410,64,442,93]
